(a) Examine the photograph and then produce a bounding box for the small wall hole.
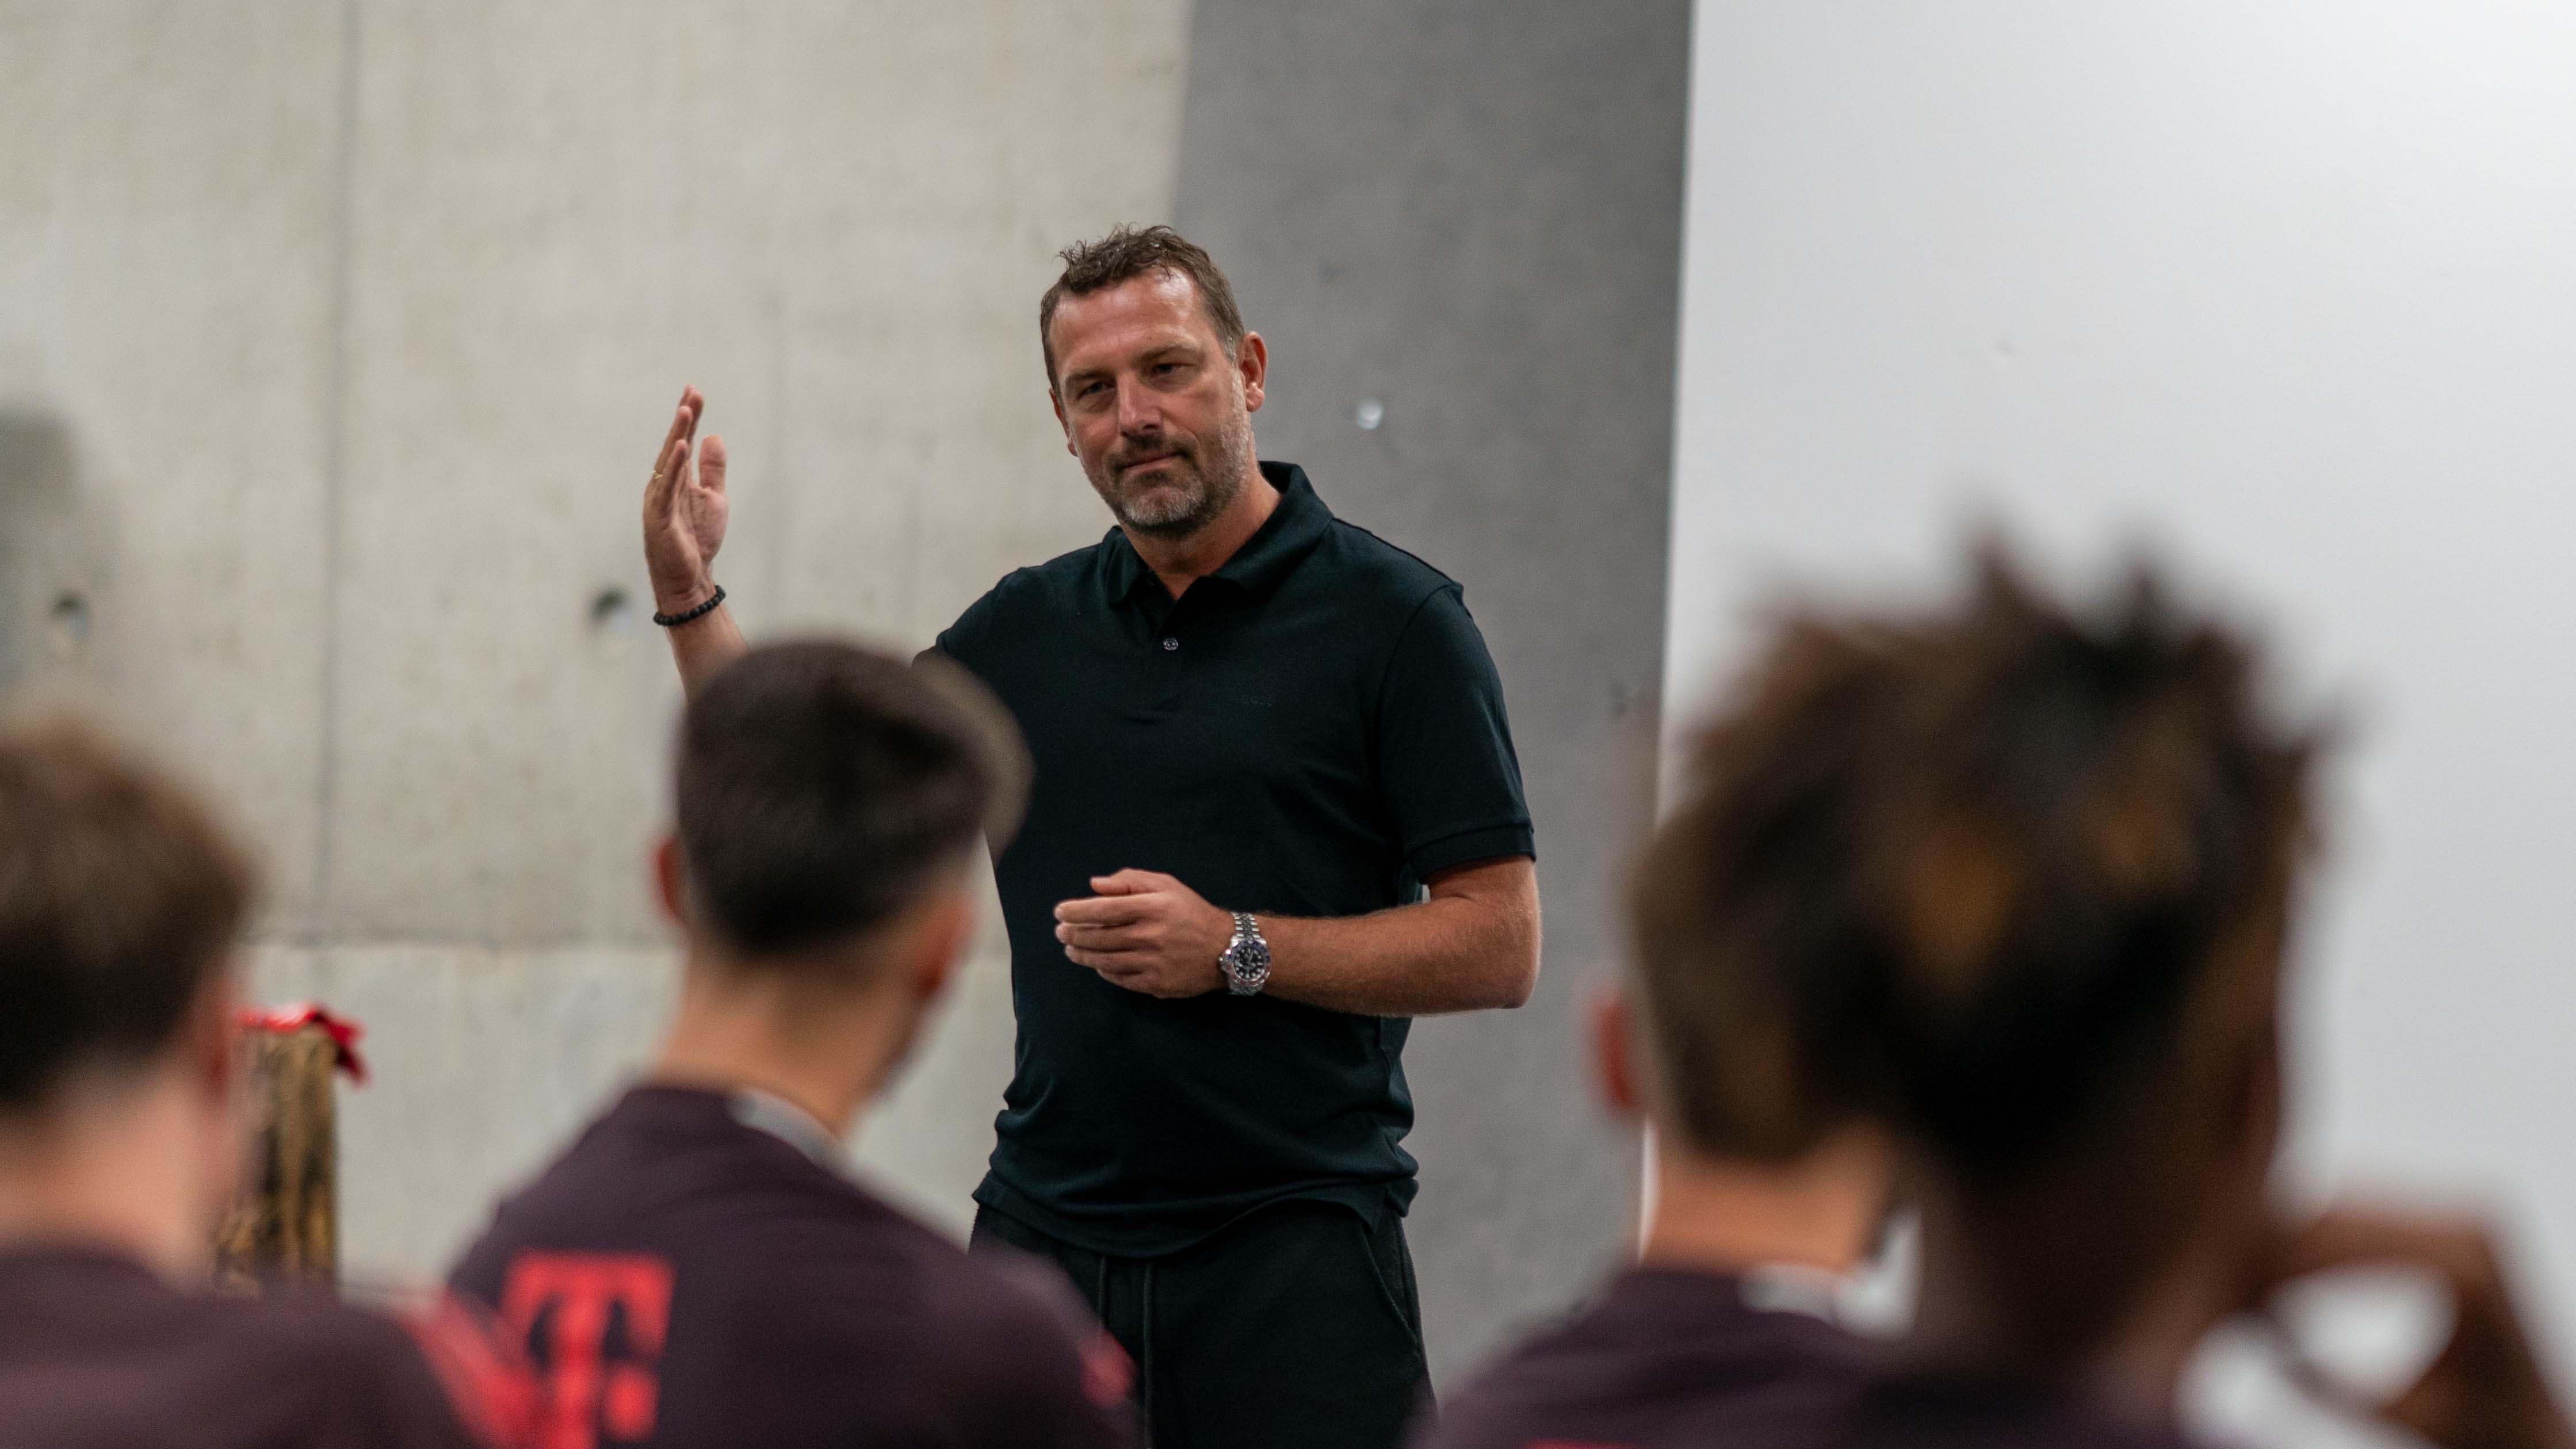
[47,591,89,657]
[589,587,636,637]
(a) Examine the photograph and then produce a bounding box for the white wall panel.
[1673,1,2576,1431]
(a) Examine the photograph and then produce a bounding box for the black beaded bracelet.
[652,585,726,628]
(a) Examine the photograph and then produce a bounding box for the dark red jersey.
[1828,1371,2200,1449]
[1419,1266,1869,1449]
[0,1242,499,1449]
[448,1085,1133,1449]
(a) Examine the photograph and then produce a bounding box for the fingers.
[1091,870,1172,896]
[2266,1201,2571,1449]
[1056,921,1149,951]
[2270,1205,2508,1305]
[657,389,697,463]
[700,434,728,495]
[678,396,704,494]
[1056,896,1155,927]
[647,388,704,514]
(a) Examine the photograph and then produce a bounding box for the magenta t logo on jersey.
[499,1252,674,1449]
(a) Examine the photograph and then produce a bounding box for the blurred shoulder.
[1419,1314,1595,1449]
[918,1245,1133,1446]
[223,1287,506,1447]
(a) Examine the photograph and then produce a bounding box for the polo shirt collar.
[1103,460,1332,604]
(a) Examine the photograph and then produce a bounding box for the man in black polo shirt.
[636,225,1541,1448]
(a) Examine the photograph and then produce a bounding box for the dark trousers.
[970,1199,1432,1449]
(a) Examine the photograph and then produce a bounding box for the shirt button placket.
[1161,636,1179,652]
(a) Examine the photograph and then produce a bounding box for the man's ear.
[907,886,976,1004]
[1590,985,1644,1119]
[187,962,244,1103]
[182,964,253,1249]
[1236,332,1267,414]
[652,834,689,930]
[1049,388,1075,455]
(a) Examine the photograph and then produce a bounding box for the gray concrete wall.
[1170,0,1693,1382]
[1,0,1190,1271]
[1,2,1686,1379]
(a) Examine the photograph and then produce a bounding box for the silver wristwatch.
[1218,911,1271,996]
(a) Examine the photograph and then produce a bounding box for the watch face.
[1225,916,1270,993]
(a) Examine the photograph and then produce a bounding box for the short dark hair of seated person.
[0,720,511,1448]
[1419,640,1912,1449]
[672,637,1029,957]
[450,640,1139,1449]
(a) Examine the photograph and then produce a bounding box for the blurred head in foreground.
[1662,546,2315,1375]
[0,725,501,1449]
[654,639,1028,1119]
[449,643,1137,1449]
[0,719,256,1272]
[1609,674,1902,1278]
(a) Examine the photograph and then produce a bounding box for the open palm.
[642,385,730,612]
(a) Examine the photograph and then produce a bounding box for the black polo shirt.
[932,460,1534,1256]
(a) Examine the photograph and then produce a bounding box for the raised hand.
[637,386,748,695]
[642,386,730,614]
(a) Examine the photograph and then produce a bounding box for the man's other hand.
[1054,870,1233,999]
[643,385,729,614]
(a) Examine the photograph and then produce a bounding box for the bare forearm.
[663,602,748,697]
[1055,862,1538,1012]
[1258,860,1539,1016]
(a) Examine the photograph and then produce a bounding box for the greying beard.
[1096,411,1255,540]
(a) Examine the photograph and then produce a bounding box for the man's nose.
[1114,379,1162,437]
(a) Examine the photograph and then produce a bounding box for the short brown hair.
[1629,546,2317,1172]
[675,640,1028,962]
[0,720,257,1108]
[1038,224,1247,392]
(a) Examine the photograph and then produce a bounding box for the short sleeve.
[927,606,980,671]
[1376,586,1535,880]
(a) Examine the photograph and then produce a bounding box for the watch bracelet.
[1223,909,1270,995]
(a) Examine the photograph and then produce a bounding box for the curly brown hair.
[1628,545,2318,1180]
